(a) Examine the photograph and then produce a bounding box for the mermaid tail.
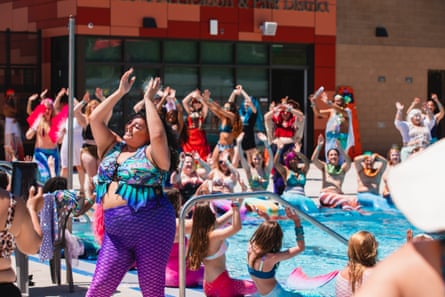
[286,267,339,290]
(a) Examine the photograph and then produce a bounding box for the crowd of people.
[0,70,444,296]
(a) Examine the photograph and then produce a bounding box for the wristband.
[231,202,240,208]
[295,226,304,236]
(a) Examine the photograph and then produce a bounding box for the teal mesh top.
[95,142,165,211]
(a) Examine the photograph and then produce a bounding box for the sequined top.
[95,142,165,211]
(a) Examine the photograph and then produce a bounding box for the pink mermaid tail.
[286,267,339,290]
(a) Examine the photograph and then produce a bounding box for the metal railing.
[178,191,348,297]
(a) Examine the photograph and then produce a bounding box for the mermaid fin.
[286,267,339,290]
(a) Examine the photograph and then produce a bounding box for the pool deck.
[22,164,359,297]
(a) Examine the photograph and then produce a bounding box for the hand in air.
[26,186,44,212]
[119,68,136,95]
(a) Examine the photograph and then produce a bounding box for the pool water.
[225,208,421,297]
[71,206,421,296]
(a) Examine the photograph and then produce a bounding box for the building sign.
[120,0,330,11]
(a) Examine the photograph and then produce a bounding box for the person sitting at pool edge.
[354,151,391,210]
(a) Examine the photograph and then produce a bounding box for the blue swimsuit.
[95,142,165,211]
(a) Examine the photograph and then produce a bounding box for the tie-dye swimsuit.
[87,142,176,297]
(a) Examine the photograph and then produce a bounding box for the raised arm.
[338,142,351,172]
[236,132,251,180]
[211,199,242,240]
[264,108,275,144]
[239,86,257,114]
[26,93,40,115]
[258,132,274,174]
[53,88,67,113]
[74,92,90,128]
[311,134,325,170]
[273,142,288,182]
[374,153,388,173]
[274,208,305,262]
[133,99,145,113]
[182,89,199,114]
[13,186,44,255]
[406,97,422,116]
[90,68,135,158]
[144,78,171,171]
[309,92,330,119]
[432,93,445,122]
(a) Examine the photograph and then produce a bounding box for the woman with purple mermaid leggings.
[86,69,179,297]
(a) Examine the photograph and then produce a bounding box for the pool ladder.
[178,191,348,297]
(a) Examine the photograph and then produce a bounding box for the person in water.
[187,200,257,297]
[247,207,305,297]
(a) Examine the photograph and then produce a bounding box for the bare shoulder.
[356,242,443,297]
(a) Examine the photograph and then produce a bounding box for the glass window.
[85,38,122,62]
[200,67,234,132]
[164,41,198,63]
[164,67,198,98]
[131,67,160,95]
[84,64,122,96]
[236,67,268,97]
[201,42,232,64]
[10,33,39,64]
[236,43,267,65]
[11,67,39,91]
[201,67,234,101]
[125,39,160,63]
[271,44,307,65]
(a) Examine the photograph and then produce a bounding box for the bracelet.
[231,202,240,208]
[295,226,304,236]
[86,197,95,205]
[310,103,315,108]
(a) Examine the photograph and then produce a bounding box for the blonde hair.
[347,231,378,293]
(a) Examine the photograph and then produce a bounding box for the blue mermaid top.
[95,142,165,211]
[286,171,306,188]
[249,174,270,191]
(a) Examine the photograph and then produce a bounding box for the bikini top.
[0,194,16,258]
[286,171,306,188]
[82,124,94,141]
[247,255,278,279]
[95,142,165,211]
[180,181,202,201]
[205,240,228,260]
[219,123,233,133]
[249,174,269,191]
[212,175,235,192]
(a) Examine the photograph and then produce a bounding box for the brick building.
[0,0,444,156]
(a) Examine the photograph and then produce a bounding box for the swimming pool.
[72,205,420,297]
[224,207,420,297]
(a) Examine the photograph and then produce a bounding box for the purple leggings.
[86,197,176,297]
